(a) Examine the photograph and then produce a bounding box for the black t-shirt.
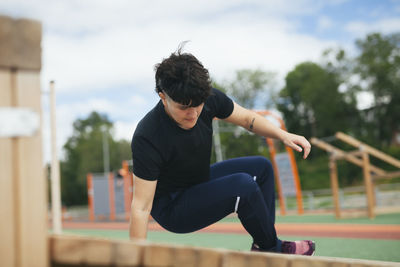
[131,88,234,199]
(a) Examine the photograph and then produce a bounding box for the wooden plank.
[50,235,144,266]
[196,247,222,267]
[50,235,86,264]
[113,240,144,267]
[222,251,248,267]
[49,235,400,267]
[143,243,174,267]
[14,70,48,267]
[336,132,400,168]
[0,69,16,267]
[373,171,400,180]
[311,138,386,175]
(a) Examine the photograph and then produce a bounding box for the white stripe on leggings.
[234,196,240,213]
[253,176,257,181]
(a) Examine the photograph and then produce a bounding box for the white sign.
[0,108,39,137]
[275,152,297,197]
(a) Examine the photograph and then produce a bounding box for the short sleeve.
[131,134,162,181]
[208,88,234,119]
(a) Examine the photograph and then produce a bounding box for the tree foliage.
[277,62,358,139]
[211,69,275,163]
[355,32,400,146]
[60,111,131,206]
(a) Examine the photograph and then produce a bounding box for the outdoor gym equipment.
[311,132,400,219]
[87,160,133,221]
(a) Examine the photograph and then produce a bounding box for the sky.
[1,0,399,164]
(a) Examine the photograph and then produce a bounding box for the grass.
[218,212,400,224]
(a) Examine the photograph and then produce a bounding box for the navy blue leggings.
[150,156,281,252]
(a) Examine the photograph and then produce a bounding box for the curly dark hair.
[154,44,212,107]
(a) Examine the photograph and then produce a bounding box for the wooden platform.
[50,235,399,267]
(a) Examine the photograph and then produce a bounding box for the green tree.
[277,62,358,139]
[211,69,275,162]
[355,32,400,146]
[60,111,131,206]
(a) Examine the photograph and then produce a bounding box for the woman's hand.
[282,132,311,159]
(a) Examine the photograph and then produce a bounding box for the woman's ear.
[159,92,167,105]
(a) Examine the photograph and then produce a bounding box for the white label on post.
[0,108,40,137]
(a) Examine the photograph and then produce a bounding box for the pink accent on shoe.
[282,240,315,256]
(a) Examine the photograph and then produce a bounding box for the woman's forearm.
[250,112,288,141]
[129,207,151,240]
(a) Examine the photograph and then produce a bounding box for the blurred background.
[1,0,399,262]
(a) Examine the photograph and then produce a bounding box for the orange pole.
[286,146,304,214]
[122,160,131,221]
[87,173,95,222]
[257,110,304,215]
[108,173,116,221]
[266,138,286,215]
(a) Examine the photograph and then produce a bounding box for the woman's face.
[159,92,204,130]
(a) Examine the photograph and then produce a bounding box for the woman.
[129,47,315,255]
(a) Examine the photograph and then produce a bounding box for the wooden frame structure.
[311,132,400,219]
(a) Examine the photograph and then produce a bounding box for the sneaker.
[281,240,315,256]
[250,242,261,252]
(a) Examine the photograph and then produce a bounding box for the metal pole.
[212,120,223,162]
[102,125,110,175]
[50,81,62,234]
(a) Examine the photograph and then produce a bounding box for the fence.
[280,183,400,212]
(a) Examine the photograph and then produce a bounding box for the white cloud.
[0,0,360,165]
[345,18,400,37]
[317,16,334,31]
[114,121,137,141]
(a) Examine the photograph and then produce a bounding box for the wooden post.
[49,81,62,234]
[0,15,48,267]
[361,149,375,219]
[329,156,341,219]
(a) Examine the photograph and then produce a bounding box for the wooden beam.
[373,171,400,180]
[311,137,386,175]
[0,15,46,267]
[0,69,16,267]
[336,132,400,168]
[49,235,399,267]
[15,70,48,267]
